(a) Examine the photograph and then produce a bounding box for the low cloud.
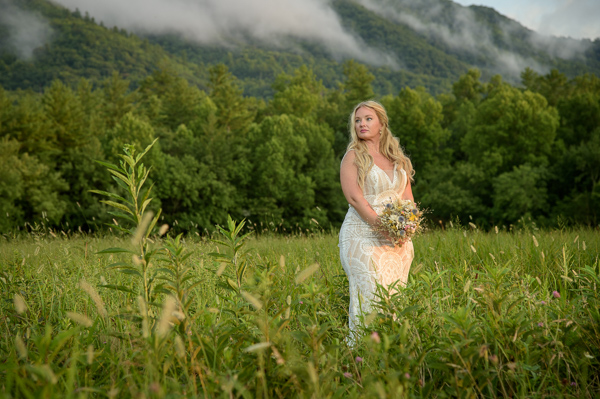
[0,0,54,59]
[536,0,600,40]
[50,0,399,68]
[355,0,589,81]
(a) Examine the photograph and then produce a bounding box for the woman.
[338,100,415,341]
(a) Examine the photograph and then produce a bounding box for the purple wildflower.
[552,291,561,299]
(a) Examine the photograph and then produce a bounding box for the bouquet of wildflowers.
[377,199,424,245]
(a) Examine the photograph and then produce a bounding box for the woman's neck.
[365,141,380,155]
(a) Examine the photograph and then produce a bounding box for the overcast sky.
[453,0,600,40]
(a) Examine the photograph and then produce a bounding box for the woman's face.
[354,106,382,142]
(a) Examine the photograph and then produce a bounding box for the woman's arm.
[402,177,415,202]
[340,151,379,226]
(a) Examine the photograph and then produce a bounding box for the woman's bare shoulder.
[341,150,356,163]
[340,151,357,175]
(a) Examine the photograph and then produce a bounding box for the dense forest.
[1,63,599,233]
[0,0,599,234]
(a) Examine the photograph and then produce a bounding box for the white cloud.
[50,0,400,68]
[453,0,600,40]
[537,0,600,40]
[0,2,54,59]
[355,0,551,80]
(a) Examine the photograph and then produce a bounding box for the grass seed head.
[216,262,227,276]
[158,223,169,236]
[137,296,150,338]
[79,279,107,319]
[15,334,27,359]
[131,211,154,246]
[271,346,285,365]
[14,294,27,314]
[157,296,177,337]
[175,335,185,358]
[241,291,263,310]
[279,255,285,270]
[87,345,94,365]
[67,311,93,327]
[244,342,271,353]
[295,263,320,284]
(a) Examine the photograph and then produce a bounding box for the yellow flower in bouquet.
[377,199,424,245]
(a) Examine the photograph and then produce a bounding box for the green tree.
[101,72,136,129]
[246,114,342,228]
[208,64,256,133]
[492,165,549,223]
[104,112,157,161]
[2,91,52,162]
[138,67,203,131]
[550,75,600,225]
[247,115,313,226]
[383,87,450,172]
[0,137,69,230]
[270,65,325,118]
[343,60,375,108]
[42,80,87,156]
[440,69,485,162]
[461,81,559,176]
[521,68,572,107]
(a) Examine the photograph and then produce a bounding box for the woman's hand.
[374,217,402,246]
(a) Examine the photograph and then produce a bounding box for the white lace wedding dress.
[339,162,414,341]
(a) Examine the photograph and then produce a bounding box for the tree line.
[1,62,598,234]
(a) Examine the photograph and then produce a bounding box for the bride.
[338,100,415,343]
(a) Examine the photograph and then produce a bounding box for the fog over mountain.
[36,0,589,78]
[0,0,53,58]
[1,0,597,90]
[45,0,399,68]
[454,0,600,41]
[356,0,590,79]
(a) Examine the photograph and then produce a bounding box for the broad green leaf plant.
[90,140,164,317]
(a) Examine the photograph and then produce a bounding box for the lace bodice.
[363,163,407,212]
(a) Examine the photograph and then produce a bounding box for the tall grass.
[1,142,598,398]
[1,224,598,398]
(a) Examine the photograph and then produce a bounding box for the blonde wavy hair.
[347,100,414,189]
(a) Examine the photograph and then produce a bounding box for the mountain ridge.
[0,0,598,97]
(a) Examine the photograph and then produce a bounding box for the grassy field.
[1,223,599,398]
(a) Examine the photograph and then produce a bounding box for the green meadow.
[1,144,599,398]
[1,223,599,398]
